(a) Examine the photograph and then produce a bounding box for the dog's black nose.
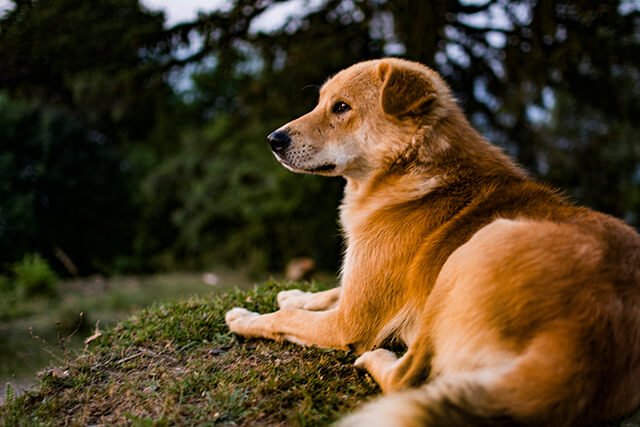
[267,130,291,153]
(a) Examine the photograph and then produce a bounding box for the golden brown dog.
[225,58,640,426]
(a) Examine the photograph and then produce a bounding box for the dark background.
[1,0,639,276]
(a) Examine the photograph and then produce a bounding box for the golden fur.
[225,58,640,426]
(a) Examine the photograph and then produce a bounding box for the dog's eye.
[332,101,351,114]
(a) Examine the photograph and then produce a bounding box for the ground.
[2,280,640,426]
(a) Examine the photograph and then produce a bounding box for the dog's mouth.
[308,163,336,173]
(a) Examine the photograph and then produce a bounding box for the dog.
[225,58,640,426]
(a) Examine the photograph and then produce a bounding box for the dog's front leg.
[225,307,351,350]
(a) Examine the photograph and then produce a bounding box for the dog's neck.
[340,110,527,232]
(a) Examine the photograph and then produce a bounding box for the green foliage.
[0,0,181,273]
[139,115,344,271]
[0,274,10,293]
[0,253,58,320]
[12,253,58,298]
[4,382,15,403]
[0,0,170,140]
[0,95,136,273]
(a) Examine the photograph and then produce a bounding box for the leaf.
[84,322,103,345]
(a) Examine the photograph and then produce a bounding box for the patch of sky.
[526,104,550,125]
[525,86,555,126]
[486,31,506,49]
[619,0,640,16]
[474,78,501,111]
[0,0,12,16]
[541,87,555,110]
[141,0,230,27]
[457,2,512,31]
[446,43,470,68]
[508,1,533,26]
[249,0,325,34]
[369,9,406,56]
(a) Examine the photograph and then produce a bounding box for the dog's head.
[267,58,454,179]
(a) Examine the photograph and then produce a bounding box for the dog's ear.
[378,61,437,117]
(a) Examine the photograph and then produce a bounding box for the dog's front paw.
[225,307,259,335]
[277,289,310,309]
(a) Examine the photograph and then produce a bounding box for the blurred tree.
[0,0,173,141]
[541,88,640,222]
[148,0,639,270]
[0,0,638,273]
[0,0,193,272]
[0,96,133,272]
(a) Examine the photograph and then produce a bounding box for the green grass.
[0,271,254,382]
[0,281,378,426]
[3,280,640,426]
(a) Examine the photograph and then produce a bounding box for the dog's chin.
[274,154,339,176]
[287,162,339,176]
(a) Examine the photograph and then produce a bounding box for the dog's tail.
[336,376,518,427]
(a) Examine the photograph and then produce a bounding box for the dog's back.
[341,184,640,427]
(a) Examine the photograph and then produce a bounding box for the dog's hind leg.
[277,287,341,311]
[341,329,590,427]
[355,335,433,393]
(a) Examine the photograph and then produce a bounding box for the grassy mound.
[0,281,378,426]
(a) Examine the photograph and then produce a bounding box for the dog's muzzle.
[267,130,291,154]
